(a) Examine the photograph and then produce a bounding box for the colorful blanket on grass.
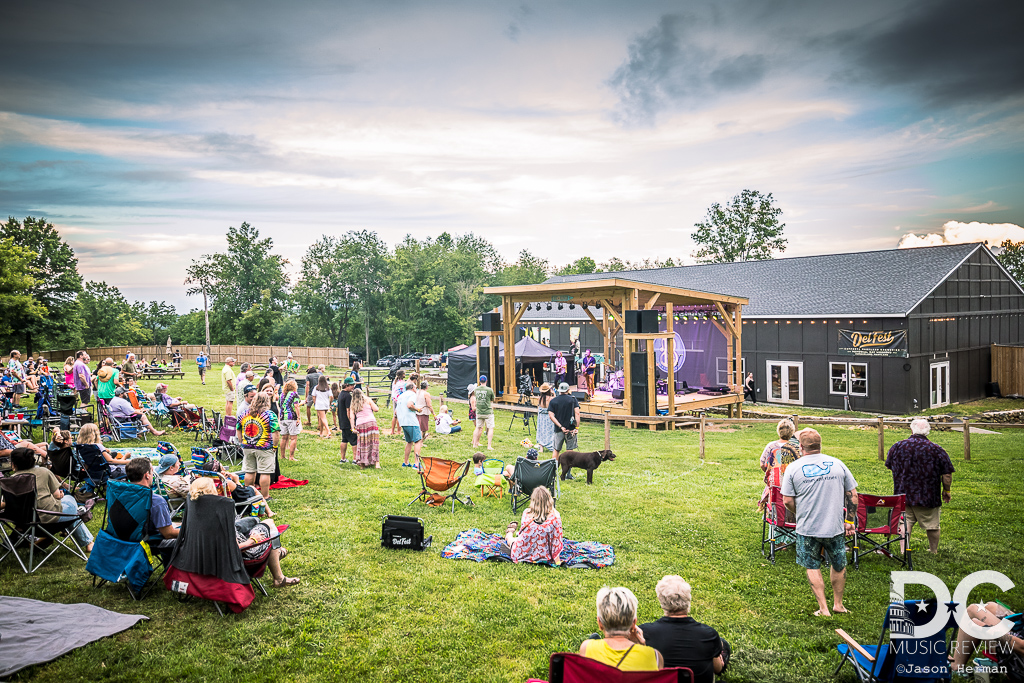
[442,528,614,568]
[108,447,162,461]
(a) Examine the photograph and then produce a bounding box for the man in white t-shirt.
[395,381,424,468]
[781,429,858,617]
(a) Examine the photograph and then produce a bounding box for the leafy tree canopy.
[78,281,149,347]
[691,189,786,263]
[997,240,1024,286]
[0,238,46,338]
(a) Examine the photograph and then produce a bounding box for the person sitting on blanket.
[504,486,563,565]
[435,405,461,434]
[639,575,729,683]
[579,586,664,671]
[188,477,298,588]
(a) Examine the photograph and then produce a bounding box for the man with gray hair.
[640,576,727,683]
[885,418,955,554]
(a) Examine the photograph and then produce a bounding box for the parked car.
[398,352,425,367]
[425,353,442,368]
[349,352,364,364]
[376,355,397,367]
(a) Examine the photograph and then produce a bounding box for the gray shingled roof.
[541,244,983,317]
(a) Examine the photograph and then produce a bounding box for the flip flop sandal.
[274,576,300,588]
[506,521,518,535]
[278,547,288,560]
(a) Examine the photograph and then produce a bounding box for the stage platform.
[494,389,743,430]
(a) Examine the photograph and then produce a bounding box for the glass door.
[930,361,950,408]
[767,361,803,404]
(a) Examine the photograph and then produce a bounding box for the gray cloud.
[504,4,532,42]
[840,0,1024,105]
[607,13,770,126]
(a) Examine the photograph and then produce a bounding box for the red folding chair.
[852,493,913,570]
[528,652,694,683]
[760,466,796,563]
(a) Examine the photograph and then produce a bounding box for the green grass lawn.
[4,368,1024,682]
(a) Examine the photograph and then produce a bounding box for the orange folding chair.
[407,457,473,513]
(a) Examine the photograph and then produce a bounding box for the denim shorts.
[796,533,847,571]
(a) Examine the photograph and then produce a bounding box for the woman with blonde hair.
[187,478,299,588]
[504,486,563,565]
[579,586,663,671]
[759,418,800,471]
[63,356,75,387]
[349,388,380,469]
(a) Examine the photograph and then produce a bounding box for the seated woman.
[579,586,663,671]
[434,405,461,434]
[188,478,298,587]
[10,447,94,552]
[76,422,129,478]
[504,486,563,565]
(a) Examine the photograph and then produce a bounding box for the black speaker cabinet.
[480,313,501,331]
[625,309,659,334]
[571,391,588,402]
[479,347,490,376]
[629,351,649,416]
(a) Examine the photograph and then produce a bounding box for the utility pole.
[203,283,211,358]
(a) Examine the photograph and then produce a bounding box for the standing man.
[554,351,567,387]
[416,380,435,444]
[221,356,237,416]
[304,365,321,427]
[781,429,858,617]
[885,418,954,554]
[172,348,182,370]
[195,352,208,385]
[266,356,283,388]
[284,352,299,379]
[122,353,139,384]
[396,380,425,467]
[7,350,26,407]
[471,375,495,451]
[73,350,92,406]
[235,362,251,407]
[548,382,581,477]
[581,349,596,398]
[337,376,356,464]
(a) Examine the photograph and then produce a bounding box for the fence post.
[604,407,611,452]
[792,414,799,431]
[877,416,885,461]
[963,418,971,461]
[699,412,706,461]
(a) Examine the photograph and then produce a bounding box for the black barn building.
[516,243,1023,414]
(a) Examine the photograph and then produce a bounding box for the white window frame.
[830,361,868,397]
[716,357,746,386]
[766,360,803,405]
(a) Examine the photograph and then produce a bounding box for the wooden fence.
[992,344,1024,396]
[35,345,350,369]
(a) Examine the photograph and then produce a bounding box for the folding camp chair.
[151,473,187,519]
[86,480,163,600]
[75,443,113,497]
[99,399,147,442]
[508,456,559,514]
[211,416,243,466]
[852,493,913,570]
[191,468,264,519]
[760,467,796,564]
[46,383,85,432]
[834,599,957,682]
[474,458,505,499]
[407,457,473,513]
[538,652,694,682]
[163,494,258,615]
[0,472,94,573]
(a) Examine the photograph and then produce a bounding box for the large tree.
[131,300,178,346]
[0,216,83,353]
[997,239,1024,286]
[0,238,46,338]
[293,236,356,348]
[691,189,786,263]
[78,281,149,347]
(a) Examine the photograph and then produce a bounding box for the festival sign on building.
[838,329,908,358]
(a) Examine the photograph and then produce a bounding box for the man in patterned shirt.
[885,418,954,554]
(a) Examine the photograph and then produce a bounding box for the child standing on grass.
[311,375,333,438]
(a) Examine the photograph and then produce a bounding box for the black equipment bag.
[381,515,432,551]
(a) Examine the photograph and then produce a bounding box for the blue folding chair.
[86,480,162,600]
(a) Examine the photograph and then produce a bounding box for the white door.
[930,361,950,408]
[767,361,803,404]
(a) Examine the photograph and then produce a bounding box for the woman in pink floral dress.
[505,486,563,564]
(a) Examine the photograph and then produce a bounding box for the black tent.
[446,337,554,400]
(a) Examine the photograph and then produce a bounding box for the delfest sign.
[839,329,908,357]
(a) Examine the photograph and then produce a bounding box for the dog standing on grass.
[558,450,616,484]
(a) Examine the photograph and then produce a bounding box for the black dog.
[558,450,616,484]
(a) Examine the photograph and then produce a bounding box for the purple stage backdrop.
[653,320,728,388]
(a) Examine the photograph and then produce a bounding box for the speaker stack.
[480,313,501,331]
[625,309,658,334]
[630,351,649,416]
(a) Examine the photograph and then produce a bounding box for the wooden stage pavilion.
[481,279,749,428]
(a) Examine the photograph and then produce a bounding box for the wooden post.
[604,408,611,452]
[415,359,420,375]
[503,296,516,398]
[699,412,706,461]
[623,337,632,420]
[666,303,675,425]
[877,416,885,461]
[963,418,971,461]
[792,414,799,431]
[646,340,656,420]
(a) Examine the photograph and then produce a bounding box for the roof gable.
[542,243,983,317]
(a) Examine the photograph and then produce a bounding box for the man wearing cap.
[471,375,496,451]
[156,453,189,499]
[238,384,257,415]
[195,352,208,385]
[108,388,166,435]
[337,376,356,463]
[284,352,299,378]
[221,357,237,416]
[548,382,581,476]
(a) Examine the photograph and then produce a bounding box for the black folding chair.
[508,456,559,514]
[0,472,93,573]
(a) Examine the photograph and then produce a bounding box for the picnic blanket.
[0,596,148,676]
[442,529,615,568]
[270,476,308,489]
[109,447,162,461]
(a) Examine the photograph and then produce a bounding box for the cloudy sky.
[2,0,1023,310]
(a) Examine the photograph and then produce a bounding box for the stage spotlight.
[558,303,563,310]
[569,303,575,309]
[525,303,531,311]
[547,303,552,310]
